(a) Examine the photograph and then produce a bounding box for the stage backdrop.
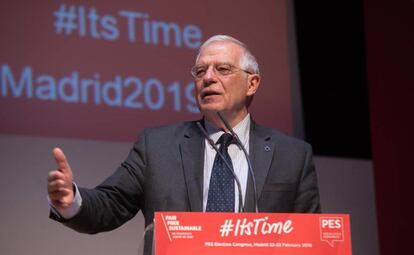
[0,1,378,255]
[0,0,294,142]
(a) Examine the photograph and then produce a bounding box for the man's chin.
[198,104,224,115]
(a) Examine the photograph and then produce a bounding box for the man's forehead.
[196,41,243,64]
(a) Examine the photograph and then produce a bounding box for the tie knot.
[217,133,234,149]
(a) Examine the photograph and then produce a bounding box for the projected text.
[54,4,203,49]
[1,64,199,113]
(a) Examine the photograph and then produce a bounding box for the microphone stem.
[217,112,259,213]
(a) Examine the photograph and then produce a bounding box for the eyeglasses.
[190,63,253,79]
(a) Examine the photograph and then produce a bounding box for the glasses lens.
[191,63,251,78]
[191,66,206,78]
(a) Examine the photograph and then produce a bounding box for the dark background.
[294,1,370,159]
[294,0,414,254]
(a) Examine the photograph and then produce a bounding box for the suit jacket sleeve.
[50,129,148,234]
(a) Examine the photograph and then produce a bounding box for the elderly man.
[48,35,320,255]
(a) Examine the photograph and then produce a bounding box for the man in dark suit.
[47,35,320,254]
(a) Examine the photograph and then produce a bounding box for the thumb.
[53,147,72,175]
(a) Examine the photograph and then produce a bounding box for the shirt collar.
[204,114,251,145]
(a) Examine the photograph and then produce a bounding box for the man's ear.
[246,74,260,96]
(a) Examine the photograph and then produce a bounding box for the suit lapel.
[179,121,205,212]
[244,122,274,212]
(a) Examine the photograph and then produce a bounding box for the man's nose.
[202,66,217,85]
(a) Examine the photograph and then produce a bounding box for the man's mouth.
[201,90,221,99]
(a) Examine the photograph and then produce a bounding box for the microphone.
[217,112,259,213]
[196,121,245,212]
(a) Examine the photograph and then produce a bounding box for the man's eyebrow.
[195,62,233,67]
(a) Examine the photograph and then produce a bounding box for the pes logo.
[321,218,342,229]
[319,217,345,247]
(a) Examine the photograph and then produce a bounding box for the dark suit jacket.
[51,120,320,254]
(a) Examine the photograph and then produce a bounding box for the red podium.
[154,212,352,255]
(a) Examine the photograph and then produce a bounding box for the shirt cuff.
[48,183,82,219]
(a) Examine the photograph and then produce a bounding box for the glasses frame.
[190,62,253,79]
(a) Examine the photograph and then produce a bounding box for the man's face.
[194,41,259,122]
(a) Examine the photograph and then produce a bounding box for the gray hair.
[196,35,260,74]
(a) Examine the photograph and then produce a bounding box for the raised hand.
[47,147,74,211]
